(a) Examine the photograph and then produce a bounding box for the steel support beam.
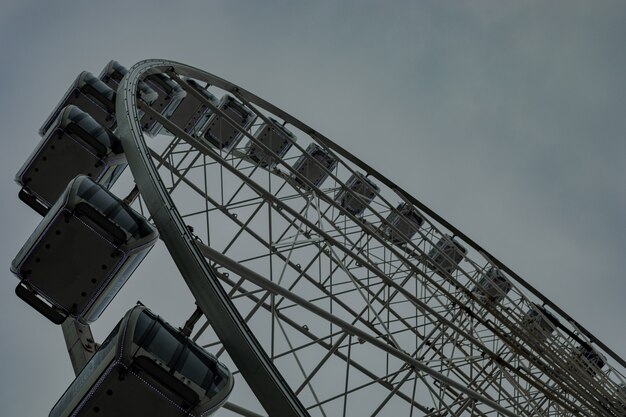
[61,318,97,376]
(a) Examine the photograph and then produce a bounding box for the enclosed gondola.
[245,117,297,169]
[142,73,187,136]
[49,304,234,417]
[426,235,467,274]
[570,343,606,376]
[520,304,560,344]
[11,175,158,324]
[98,60,158,104]
[99,60,187,136]
[291,143,338,190]
[471,267,512,305]
[167,78,218,136]
[16,105,127,215]
[380,203,424,245]
[334,172,379,216]
[202,94,255,151]
[39,72,118,137]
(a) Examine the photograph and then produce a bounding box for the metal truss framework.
[114,60,626,417]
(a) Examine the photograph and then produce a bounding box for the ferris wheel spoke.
[212,260,494,412]
[290,272,425,396]
[274,319,331,417]
[197,243,528,416]
[213,271,430,412]
[221,401,268,417]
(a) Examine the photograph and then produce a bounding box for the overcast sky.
[0,1,624,416]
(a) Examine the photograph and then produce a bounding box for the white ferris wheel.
[9,59,626,417]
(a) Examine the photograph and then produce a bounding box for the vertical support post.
[61,318,97,376]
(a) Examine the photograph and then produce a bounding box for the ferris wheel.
[10,59,626,417]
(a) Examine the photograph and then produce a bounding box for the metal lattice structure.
[14,59,626,417]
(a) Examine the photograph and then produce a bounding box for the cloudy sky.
[0,1,624,415]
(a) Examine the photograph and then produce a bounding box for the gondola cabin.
[570,344,606,376]
[49,305,234,417]
[167,78,218,136]
[98,60,132,88]
[99,60,186,136]
[16,105,127,215]
[380,203,424,245]
[471,267,512,305]
[202,94,255,151]
[291,143,338,190]
[40,72,117,137]
[245,117,297,169]
[520,304,559,343]
[426,235,467,274]
[139,72,186,136]
[334,172,379,216]
[98,60,158,104]
[11,175,158,324]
